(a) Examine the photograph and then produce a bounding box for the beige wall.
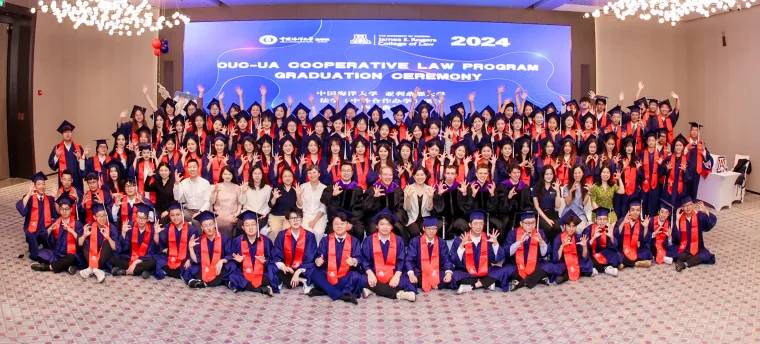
[159,5,596,100]
[596,8,760,191]
[0,23,8,179]
[685,7,760,191]
[32,14,158,174]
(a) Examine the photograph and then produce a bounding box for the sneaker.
[509,280,523,292]
[302,283,314,295]
[663,256,674,265]
[488,283,496,291]
[361,288,374,299]
[264,286,274,297]
[539,277,550,286]
[591,268,599,277]
[604,266,618,276]
[188,279,200,288]
[111,267,126,276]
[456,284,473,295]
[141,271,151,279]
[93,269,106,283]
[67,266,78,275]
[396,291,416,302]
[339,293,359,305]
[79,267,93,279]
[31,263,48,271]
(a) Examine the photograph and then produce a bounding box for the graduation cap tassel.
[442,216,446,241]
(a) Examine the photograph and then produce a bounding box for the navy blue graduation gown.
[83,156,113,186]
[16,195,58,260]
[639,149,666,217]
[80,223,120,270]
[360,234,415,292]
[613,219,653,261]
[686,142,714,200]
[310,235,363,298]
[581,224,621,266]
[182,233,236,282]
[551,231,593,276]
[673,212,717,264]
[662,154,692,209]
[117,223,158,262]
[228,234,278,292]
[48,142,84,191]
[403,235,454,288]
[450,234,510,290]
[38,219,84,265]
[154,222,197,279]
[272,228,318,282]
[504,228,555,275]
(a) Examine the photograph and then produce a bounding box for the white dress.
[300,182,328,242]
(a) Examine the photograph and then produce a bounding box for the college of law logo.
[259,35,278,45]
[349,34,372,45]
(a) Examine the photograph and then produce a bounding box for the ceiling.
[160,0,601,10]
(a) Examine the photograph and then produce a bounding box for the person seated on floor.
[78,203,119,283]
[228,210,276,296]
[552,209,594,284]
[111,203,158,279]
[404,217,454,293]
[154,202,195,280]
[272,207,318,293]
[583,207,621,277]
[673,196,717,272]
[17,172,58,262]
[505,211,555,291]
[31,194,82,275]
[614,200,653,269]
[649,200,678,265]
[450,210,508,294]
[81,172,113,223]
[307,212,362,304]
[183,211,236,288]
[360,209,417,302]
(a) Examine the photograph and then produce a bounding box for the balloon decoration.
[151,39,170,57]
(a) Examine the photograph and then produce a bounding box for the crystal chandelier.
[584,0,755,26]
[30,0,190,36]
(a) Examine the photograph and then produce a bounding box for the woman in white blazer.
[403,166,435,241]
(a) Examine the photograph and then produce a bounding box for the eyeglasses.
[288,216,302,221]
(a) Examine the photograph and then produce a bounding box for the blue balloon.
[160,39,169,54]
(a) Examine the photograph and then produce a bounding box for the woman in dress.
[589,165,625,225]
[209,166,242,238]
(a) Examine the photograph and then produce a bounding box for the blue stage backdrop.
[184,19,571,115]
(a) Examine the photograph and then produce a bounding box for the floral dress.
[590,184,618,224]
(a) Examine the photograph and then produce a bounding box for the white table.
[697,171,741,211]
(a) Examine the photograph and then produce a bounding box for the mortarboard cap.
[131,105,147,119]
[595,96,608,105]
[206,98,221,110]
[593,207,611,217]
[56,120,75,134]
[449,102,465,114]
[167,202,182,212]
[607,105,622,115]
[368,104,385,117]
[55,193,74,206]
[91,203,107,215]
[309,114,328,129]
[246,101,262,114]
[688,122,704,129]
[371,208,398,224]
[318,104,336,116]
[422,216,439,228]
[136,203,152,216]
[469,209,486,222]
[560,209,582,226]
[627,105,641,113]
[390,104,409,115]
[195,210,218,224]
[95,139,109,147]
[238,210,261,222]
[234,110,252,123]
[292,103,311,115]
[31,171,47,183]
[519,211,537,221]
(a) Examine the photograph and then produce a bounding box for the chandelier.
[584,0,755,25]
[30,0,190,36]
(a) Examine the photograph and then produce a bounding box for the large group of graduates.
[18,81,718,304]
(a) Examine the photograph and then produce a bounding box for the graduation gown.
[432,181,468,239]
[686,141,714,200]
[673,212,717,264]
[459,181,499,219]
[613,163,644,220]
[582,224,621,266]
[450,234,510,291]
[551,231,593,277]
[48,141,84,191]
[272,228,318,284]
[613,219,653,262]
[663,154,692,209]
[639,148,666,217]
[648,219,679,263]
[116,223,158,264]
[81,223,121,270]
[83,155,112,186]
[228,234,279,292]
[359,233,416,292]
[81,186,113,224]
[38,218,84,266]
[504,228,555,277]
[309,234,363,299]
[154,222,197,280]
[320,181,365,224]
[113,198,155,226]
[182,233,236,283]
[403,235,454,290]
[363,182,405,225]
[16,194,58,260]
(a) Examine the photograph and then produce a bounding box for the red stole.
[241,155,253,183]
[464,233,489,277]
[167,222,189,269]
[425,159,440,186]
[557,157,571,186]
[129,225,152,265]
[654,220,668,264]
[53,217,77,255]
[88,222,102,268]
[515,227,539,278]
[58,187,78,201]
[678,213,699,255]
[456,160,466,184]
[305,154,321,169]
[161,151,180,166]
[210,156,226,184]
[283,228,306,268]
[28,195,52,233]
[623,164,637,195]
[83,189,105,222]
[329,157,342,182]
[689,141,710,178]
[200,234,222,283]
[121,201,139,225]
[591,224,608,264]
[420,237,440,292]
[241,235,265,287]
[112,149,128,164]
[667,155,684,194]
[57,141,82,178]
[92,155,111,182]
[355,158,369,190]
[137,160,156,202]
[625,122,643,152]
[656,115,674,143]
[622,221,641,261]
[642,149,659,192]
[327,233,352,285]
[371,233,397,284]
[562,231,580,281]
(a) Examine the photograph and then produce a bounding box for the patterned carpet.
[1,179,758,344]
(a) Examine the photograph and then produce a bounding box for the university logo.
[349,34,372,45]
[259,35,278,45]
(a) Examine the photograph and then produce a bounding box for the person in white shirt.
[172,159,211,231]
[238,165,272,232]
[297,165,327,243]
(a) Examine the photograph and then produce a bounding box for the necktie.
[428,242,434,255]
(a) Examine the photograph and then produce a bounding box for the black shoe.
[509,280,523,292]
[67,266,78,275]
[555,275,568,285]
[111,267,126,276]
[539,277,550,286]
[675,261,686,272]
[141,271,151,279]
[188,279,200,288]
[31,263,49,272]
[307,288,327,298]
[339,293,359,305]
[263,286,274,297]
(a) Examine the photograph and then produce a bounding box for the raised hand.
[308,93,314,104]
[235,86,243,97]
[579,234,588,247]
[458,182,468,196]
[642,215,651,228]
[638,81,644,91]
[458,233,472,250]
[498,85,505,93]
[670,91,679,100]
[272,189,281,200]
[332,184,343,196]
[315,255,325,267]
[467,92,475,102]
[218,92,225,101]
[259,85,267,95]
[373,185,385,197]
[189,235,199,248]
[287,95,294,106]
[487,230,500,244]
[197,84,205,95]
